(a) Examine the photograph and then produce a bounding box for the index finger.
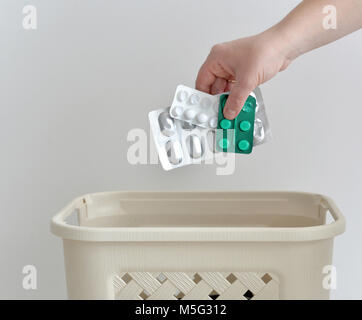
[195,61,216,94]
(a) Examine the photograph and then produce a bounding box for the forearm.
[196,0,362,118]
[264,0,362,62]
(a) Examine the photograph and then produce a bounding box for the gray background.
[1,0,361,299]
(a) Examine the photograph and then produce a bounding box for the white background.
[0,0,361,299]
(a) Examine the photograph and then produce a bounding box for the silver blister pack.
[149,108,220,171]
[253,87,272,146]
[149,86,271,170]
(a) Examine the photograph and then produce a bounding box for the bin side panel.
[63,239,333,300]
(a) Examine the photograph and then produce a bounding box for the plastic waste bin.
[51,191,345,300]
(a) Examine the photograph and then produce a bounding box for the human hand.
[196,32,294,119]
[196,0,362,120]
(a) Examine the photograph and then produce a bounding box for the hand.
[196,32,293,119]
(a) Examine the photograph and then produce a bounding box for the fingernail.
[223,109,236,119]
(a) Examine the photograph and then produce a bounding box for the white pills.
[189,93,201,105]
[184,109,196,120]
[196,112,208,124]
[170,85,258,130]
[172,106,183,117]
[209,117,218,128]
[177,90,188,102]
[170,85,220,129]
[149,107,216,171]
[149,86,269,171]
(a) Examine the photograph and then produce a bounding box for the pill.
[218,138,229,150]
[177,90,188,102]
[196,112,208,124]
[209,117,218,128]
[184,109,196,120]
[172,106,183,117]
[240,120,251,132]
[242,102,253,113]
[201,97,211,108]
[158,111,175,137]
[189,94,200,105]
[186,134,204,159]
[166,140,183,165]
[220,119,232,129]
[207,130,217,153]
[243,107,251,113]
[238,140,250,151]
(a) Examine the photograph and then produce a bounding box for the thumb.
[223,81,254,120]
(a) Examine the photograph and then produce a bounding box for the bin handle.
[52,196,86,225]
[320,196,345,225]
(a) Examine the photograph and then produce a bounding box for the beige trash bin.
[51,191,345,300]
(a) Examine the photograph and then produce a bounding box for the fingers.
[225,81,235,92]
[211,77,227,95]
[195,62,216,94]
[223,80,254,119]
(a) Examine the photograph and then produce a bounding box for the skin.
[196,0,362,119]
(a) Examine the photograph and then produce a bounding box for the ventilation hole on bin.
[261,273,272,284]
[209,290,220,300]
[192,273,202,284]
[156,273,167,284]
[243,290,254,300]
[174,290,185,300]
[226,273,237,284]
[139,290,150,300]
[121,273,132,284]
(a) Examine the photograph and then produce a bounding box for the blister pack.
[149,108,219,171]
[253,87,272,146]
[216,93,257,154]
[148,85,271,170]
[169,85,221,129]
[169,85,270,146]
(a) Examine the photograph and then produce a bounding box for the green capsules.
[216,94,256,154]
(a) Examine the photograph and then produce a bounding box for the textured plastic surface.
[51,191,345,300]
[217,94,256,154]
[113,271,279,300]
[148,107,219,170]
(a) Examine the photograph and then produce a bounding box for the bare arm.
[196,0,362,119]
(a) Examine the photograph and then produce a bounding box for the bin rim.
[50,191,345,243]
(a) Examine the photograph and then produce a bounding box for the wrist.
[259,25,301,66]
